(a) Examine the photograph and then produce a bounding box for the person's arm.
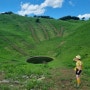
[73,58,77,61]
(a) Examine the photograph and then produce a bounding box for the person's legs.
[76,69,82,87]
[76,75,81,86]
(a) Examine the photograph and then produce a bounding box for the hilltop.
[0,14,90,90]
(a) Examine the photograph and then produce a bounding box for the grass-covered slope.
[0,14,90,90]
[57,20,90,71]
[0,14,65,60]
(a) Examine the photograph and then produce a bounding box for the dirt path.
[46,68,90,90]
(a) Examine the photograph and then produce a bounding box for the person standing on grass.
[73,55,83,87]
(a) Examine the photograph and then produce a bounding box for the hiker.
[73,55,83,87]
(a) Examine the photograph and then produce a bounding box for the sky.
[0,0,90,19]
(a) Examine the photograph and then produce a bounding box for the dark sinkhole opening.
[26,56,53,64]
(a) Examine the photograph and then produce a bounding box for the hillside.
[0,14,90,90]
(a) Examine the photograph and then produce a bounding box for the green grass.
[0,14,90,89]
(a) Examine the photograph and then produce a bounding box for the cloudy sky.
[0,0,90,19]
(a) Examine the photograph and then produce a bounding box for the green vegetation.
[0,14,90,90]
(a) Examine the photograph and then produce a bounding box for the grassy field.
[0,14,90,90]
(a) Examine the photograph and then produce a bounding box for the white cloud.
[78,14,90,20]
[18,3,45,16]
[18,0,64,16]
[69,1,74,6]
[41,0,64,8]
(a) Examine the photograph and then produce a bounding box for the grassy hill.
[0,14,90,90]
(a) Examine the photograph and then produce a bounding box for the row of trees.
[34,15,81,21]
[34,15,53,19]
[34,15,88,21]
[1,11,89,20]
[59,15,80,20]
[0,11,14,15]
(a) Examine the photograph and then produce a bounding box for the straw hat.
[76,55,81,59]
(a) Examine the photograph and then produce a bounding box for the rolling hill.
[0,14,90,90]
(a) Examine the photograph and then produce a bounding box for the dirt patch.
[45,68,90,90]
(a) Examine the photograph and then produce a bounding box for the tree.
[34,15,37,18]
[59,15,80,20]
[36,18,40,23]
[34,15,53,19]
[82,17,85,21]
[2,11,13,14]
[25,14,28,17]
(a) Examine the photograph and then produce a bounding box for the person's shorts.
[76,68,82,75]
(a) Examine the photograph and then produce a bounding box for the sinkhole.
[26,56,53,64]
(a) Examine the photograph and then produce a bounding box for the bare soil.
[45,68,90,90]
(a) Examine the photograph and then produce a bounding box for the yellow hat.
[76,55,81,59]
